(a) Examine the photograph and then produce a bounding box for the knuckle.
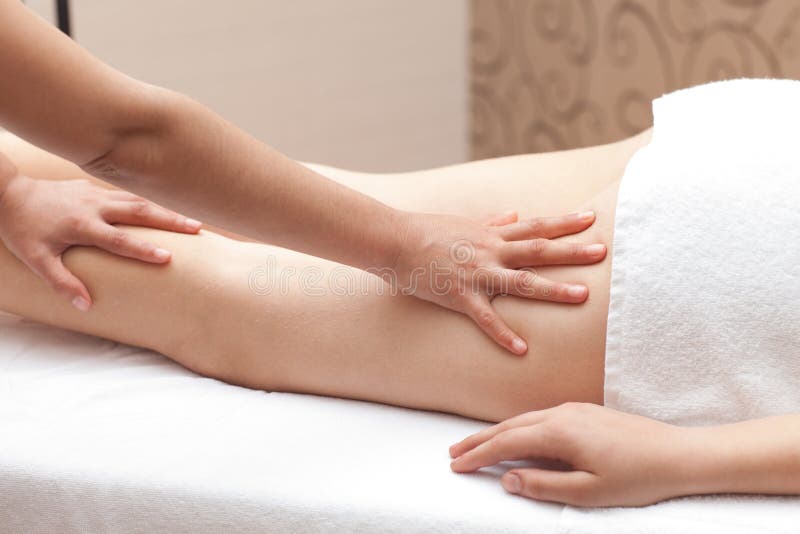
[131,200,151,217]
[489,432,512,452]
[529,238,547,256]
[538,420,565,444]
[108,230,129,249]
[48,274,72,293]
[63,214,83,231]
[569,242,583,258]
[474,308,496,328]
[24,247,47,267]
[523,218,542,234]
[538,282,555,298]
[495,328,514,346]
[516,270,537,290]
[519,474,542,498]
[552,283,571,300]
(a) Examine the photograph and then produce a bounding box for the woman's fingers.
[466,296,528,356]
[90,223,173,264]
[502,469,597,506]
[449,410,551,458]
[29,254,92,311]
[495,211,595,241]
[502,239,606,268]
[497,269,588,303]
[102,200,202,234]
[450,425,559,472]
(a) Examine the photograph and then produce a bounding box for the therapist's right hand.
[0,173,202,311]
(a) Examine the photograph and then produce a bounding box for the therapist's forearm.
[82,88,406,270]
[0,0,405,271]
[683,414,800,497]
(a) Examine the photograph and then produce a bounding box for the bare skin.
[0,0,609,353]
[3,130,800,508]
[0,129,649,421]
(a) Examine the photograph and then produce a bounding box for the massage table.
[0,311,796,533]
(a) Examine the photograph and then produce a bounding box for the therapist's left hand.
[0,174,202,311]
[449,403,696,507]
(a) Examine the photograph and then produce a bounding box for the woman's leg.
[0,131,649,422]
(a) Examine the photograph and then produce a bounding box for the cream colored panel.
[72,1,468,172]
[22,0,55,23]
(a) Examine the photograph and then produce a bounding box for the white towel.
[605,79,800,426]
[559,494,800,534]
[565,79,800,533]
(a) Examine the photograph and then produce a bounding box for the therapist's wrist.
[0,155,21,207]
[375,207,412,272]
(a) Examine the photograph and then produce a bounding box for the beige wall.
[470,0,800,158]
[28,1,468,172]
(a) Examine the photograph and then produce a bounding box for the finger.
[449,410,552,458]
[481,211,518,227]
[102,200,202,234]
[496,211,596,241]
[466,297,527,355]
[31,255,92,311]
[502,239,606,268]
[497,270,589,303]
[90,224,173,264]
[450,425,558,472]
[503,469,597,506]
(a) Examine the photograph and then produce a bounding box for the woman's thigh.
[0,130,648,422]
[206,182,621,422]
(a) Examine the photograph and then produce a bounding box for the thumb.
[502,469,597,506]
[34,255,93,312]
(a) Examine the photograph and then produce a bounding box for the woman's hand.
[391,211,606,355]
[449,403,697,507]
[0,174,202,311]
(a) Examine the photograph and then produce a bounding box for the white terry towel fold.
[565,79,800,533]
[604,78,800,427]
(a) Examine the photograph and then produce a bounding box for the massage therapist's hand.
[0,174,202,311]
[391,211,606,355]
[449,403,695,507]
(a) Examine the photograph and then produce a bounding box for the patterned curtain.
[470,0,800,158]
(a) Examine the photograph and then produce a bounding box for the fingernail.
[567,285,587,298]
[579,211,595,220]
[503,473,522,494]
[185,218,202,230]
[586,244,606,255]
[511,338,527,354]
[72,296,91,312]
[154,248,172,261]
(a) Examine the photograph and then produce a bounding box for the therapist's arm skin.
[0,0,607,354]
[0,150,203,309]
[449,403,800,507]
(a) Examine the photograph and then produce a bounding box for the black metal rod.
[56,0,70,37]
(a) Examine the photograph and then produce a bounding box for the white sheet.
[4,314,797,534]
[0,312,562,533]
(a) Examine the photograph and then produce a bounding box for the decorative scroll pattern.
[470,0,800,158]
